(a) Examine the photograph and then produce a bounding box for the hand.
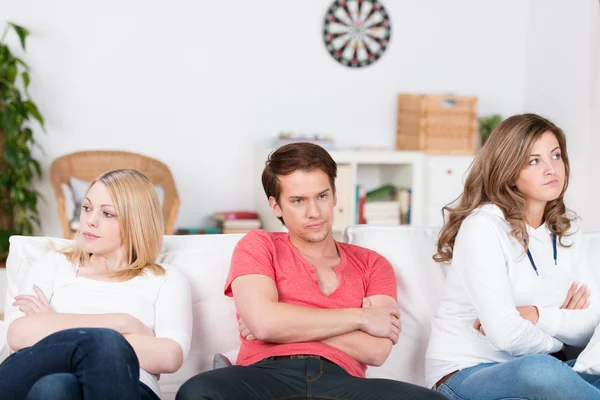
[238,318,256,341]
[473,318,485,336]
[561,282,590,310]
[122,314,155,337]
[13,285,54,315]
[517,306,539,324]
[359,298,402,344]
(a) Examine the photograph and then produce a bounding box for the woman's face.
[515,130,565,207]
[79,182,123,258]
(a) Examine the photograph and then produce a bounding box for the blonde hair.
[434,113,574,263]
[62,169,165,278]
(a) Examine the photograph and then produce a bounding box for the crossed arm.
[9,277,191,375]
[231,274,401,366]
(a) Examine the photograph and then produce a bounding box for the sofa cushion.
[342,225,446,386]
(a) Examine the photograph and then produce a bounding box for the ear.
[268,196,283,219]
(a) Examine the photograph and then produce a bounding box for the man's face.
[269,169,336,244]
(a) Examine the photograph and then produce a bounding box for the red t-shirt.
[224,230,397,378]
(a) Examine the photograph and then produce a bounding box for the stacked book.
[213,211,262,234]
[358,184,412,226]
[364,201,400,226]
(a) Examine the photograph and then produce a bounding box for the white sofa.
[2,226,600,399]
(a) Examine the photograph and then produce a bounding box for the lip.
[82,232,100,240]
[306,222,325,229]
[544,179,559,186]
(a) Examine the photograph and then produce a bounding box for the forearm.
[537,307,600,347]
[252,303,363,343]
[321,331,393,366]
[123,334,183,374]
[7,313,129,351]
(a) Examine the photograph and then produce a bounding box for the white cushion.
[342,225,446,386]
[571,232,600,374]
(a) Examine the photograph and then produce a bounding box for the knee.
[514,354,573,391]
[26,373,80,400]
[176,374,220,400]
[73,328,138,369]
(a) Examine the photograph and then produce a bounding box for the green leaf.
[12,57,28,69]
[23,100,44,127]
[21,70,30,88]
[31,158,42,177]
[9,23,29,50]
[3,146,19,168]
[6,63,17,82]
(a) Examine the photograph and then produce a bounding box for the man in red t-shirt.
[177,143,443,400]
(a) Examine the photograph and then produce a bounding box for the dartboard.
[323,0,391,68]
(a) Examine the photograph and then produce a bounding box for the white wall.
[524,0,600,231]
[0,0,530,236]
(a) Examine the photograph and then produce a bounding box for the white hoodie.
[425,203,600,389]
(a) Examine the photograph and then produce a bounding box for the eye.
[82,205,91,212]
[528,158,539,166]
[103,211,114,218]
[552,153,562,160]
[318,193,328,199]
[292,199,303,204]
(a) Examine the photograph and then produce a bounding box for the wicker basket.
[396,94,478,154]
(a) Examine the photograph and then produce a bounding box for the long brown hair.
[62,169,165,278]
[434,113,573,263]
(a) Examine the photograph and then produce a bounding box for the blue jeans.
[0,327,158,400]
[436,354,600,400]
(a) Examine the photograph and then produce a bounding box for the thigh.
[0,341,79,398]
[310,361,445,400]
[25,373,82,400]
[441,355,600,400]
[176,360,307,400]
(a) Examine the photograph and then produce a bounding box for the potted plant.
[478,114,503,148]
[0,22,45,265]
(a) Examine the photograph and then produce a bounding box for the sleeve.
[535,228,600,347]
[454,216,563,356]
[365,251,397,301]
[224,230,276,297]
[153,267,193,361]
[5,250,59,328]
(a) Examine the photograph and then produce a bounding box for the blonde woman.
[0,169,192,400]
[427,114,600,399]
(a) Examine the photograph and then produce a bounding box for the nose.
[306,199,322,219]
[85,212,98,228]
[544,159,556,176]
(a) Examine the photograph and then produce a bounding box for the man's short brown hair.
[262,143,337,223]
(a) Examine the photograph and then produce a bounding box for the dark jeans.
[176,357,444,400]
[0,327,159,400]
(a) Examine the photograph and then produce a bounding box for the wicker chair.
[50,150,180,238]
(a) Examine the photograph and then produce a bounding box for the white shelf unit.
[255,148,427,233]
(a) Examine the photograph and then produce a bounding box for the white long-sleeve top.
[6,250,193,398]
[425,204,600,389]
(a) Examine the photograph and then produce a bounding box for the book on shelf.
[356,185,367,224]
[223,219,262,230]
[396,188,412,225]
[213,210,262,234]
[359,184,412,226]
[213,210,259,221]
